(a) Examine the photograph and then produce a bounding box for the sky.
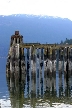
[0,0,72,20]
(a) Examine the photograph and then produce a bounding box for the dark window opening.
[15,38,17,43]
[19,38,20,43]
[13,38,14,40]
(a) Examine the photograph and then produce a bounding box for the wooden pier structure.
[5,31,72,107]
[6,31,72,79]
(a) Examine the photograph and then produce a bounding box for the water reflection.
[6,67,72,107]
[6,74,25,108]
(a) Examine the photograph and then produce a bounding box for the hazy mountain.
[0,14,72,46]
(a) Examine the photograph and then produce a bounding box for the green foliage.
[60,38,72,44]
[60,40,63,44]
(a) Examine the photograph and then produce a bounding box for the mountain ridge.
[0,14,72,46]
[0,14,71,21]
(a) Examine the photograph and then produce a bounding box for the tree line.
[60,38,72,45]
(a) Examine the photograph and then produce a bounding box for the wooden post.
[36,48,40,97]
[27,48,30,94]
[40,48,44,96]
[56,49,59,97]
[66,47,69,81]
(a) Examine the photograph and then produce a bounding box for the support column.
[36,48,40,97]
[27,48,30,95]
[17,38,19,43]
[10,60,13,73]
[13,38,16,44]
[56,49,59,97]
[50,47,52,60]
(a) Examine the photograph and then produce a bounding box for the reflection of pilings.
[6,74,25,108]
[6,70,72,107]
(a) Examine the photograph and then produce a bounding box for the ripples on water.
[1,49,72,108]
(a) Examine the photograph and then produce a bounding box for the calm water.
[0,47,72,108]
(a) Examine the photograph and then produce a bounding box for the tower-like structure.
[6,31,26,81]
[10,31,23,46]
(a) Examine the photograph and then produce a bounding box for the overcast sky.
[0,0,72,20]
